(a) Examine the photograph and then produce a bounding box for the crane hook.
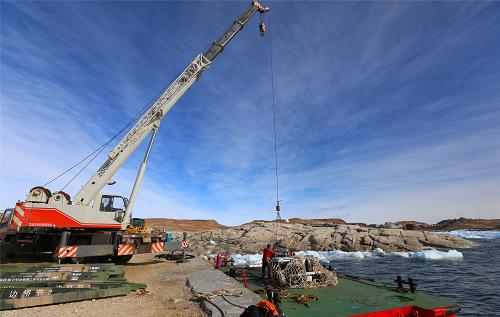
[259,22,266,37]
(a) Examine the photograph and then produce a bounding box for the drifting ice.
[437,230,500,240]
[410,249,463,260]
[229,247,463,266]
[231,253,263,266]
[296,248,463,261]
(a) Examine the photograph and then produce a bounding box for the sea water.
[328,236,499,316]
[229,231,500,316]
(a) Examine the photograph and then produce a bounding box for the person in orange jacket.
[240,299,283,317]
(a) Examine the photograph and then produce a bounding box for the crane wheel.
[70,256,87,264]
[112,255,133,264]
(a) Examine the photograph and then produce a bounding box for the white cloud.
[1,1,499,226]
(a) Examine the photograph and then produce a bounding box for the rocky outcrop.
[287,218,346,225]
[431,218,500,231]
[182,222,476,255]
[242,218,345,226]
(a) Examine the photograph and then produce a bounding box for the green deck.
[223,267,459,317]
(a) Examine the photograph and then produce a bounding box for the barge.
[218,255,459,317]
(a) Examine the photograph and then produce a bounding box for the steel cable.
[44,67,184,191]
[268,12,279,205]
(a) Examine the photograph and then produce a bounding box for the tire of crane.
[112,255,133,264]
[70,256,87,264]
[158,253,195,261]
[78,256,106,264]
[0,250,7,264]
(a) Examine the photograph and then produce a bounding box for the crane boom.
[74,1,269,206]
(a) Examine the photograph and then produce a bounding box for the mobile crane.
[0,1,269,263]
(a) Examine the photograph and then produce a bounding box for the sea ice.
[410,249,463,260]
[387,251,410,258]
[436,230,500,240]
[373,248,386,257]
[231,253,262,266]
[228,247,464,266]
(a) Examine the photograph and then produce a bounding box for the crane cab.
[92,193,129,223]
[0,209,13,226]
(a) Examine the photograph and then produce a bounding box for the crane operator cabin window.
[100,196,126,212]
[0,209,13,227]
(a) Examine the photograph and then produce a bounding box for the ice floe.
[228,247,463,266]
[231,253,263,266]
[436,230,500,240]
[409,248,463,260]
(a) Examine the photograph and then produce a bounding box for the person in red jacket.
[262,244,277,279]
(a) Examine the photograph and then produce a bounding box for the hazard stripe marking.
[151,242,164,253]
[118,244,134,255]
[15,205,25,217]
[12,214,22,226]
[66,248,78,257]
[118,244,134,256]
[57,246,78,258]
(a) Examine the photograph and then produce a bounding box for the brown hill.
[145,218,226,232]
[432,218,500,231]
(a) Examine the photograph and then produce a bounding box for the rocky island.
[179,221,476,255]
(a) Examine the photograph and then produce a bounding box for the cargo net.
[270,256,338,289]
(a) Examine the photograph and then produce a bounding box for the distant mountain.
[144,216,500,233]
[144,218,226,232]
[431,218,500,231]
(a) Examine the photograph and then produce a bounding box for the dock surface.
[187,257,261,317]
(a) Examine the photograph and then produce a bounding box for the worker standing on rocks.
[262,244,277,279]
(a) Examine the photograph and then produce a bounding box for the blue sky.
[1,1,499,225]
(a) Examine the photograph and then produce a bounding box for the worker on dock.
[262,244,277,279]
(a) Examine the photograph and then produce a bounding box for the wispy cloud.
[1,1,499,225]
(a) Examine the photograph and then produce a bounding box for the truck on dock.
[0,1,269,263]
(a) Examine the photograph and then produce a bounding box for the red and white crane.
[0,1,269,263]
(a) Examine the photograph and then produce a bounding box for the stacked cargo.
[0,264,145,310]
